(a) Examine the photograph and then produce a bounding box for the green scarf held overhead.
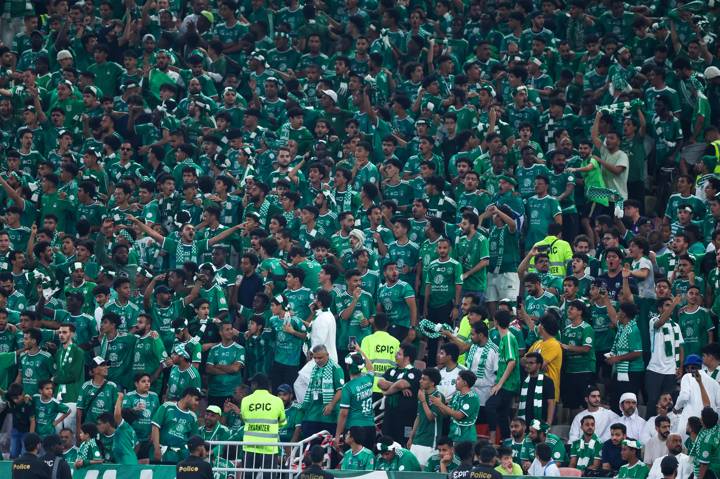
[307,361,337,405]
[518,373,544,422]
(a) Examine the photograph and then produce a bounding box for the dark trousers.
[302,421,335,442]
[382,408,413,444]
[561,372,596,410]
[562,212,579,243]
[208,395,232,408]
[389,325,409,342]
[627,181,646,214]
[644,370,677,417]
[426,303,454,367]
[270,362,299,392]
[342,425,376,451]
[485,388,515,439]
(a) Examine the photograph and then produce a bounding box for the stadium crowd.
[2,0,720,476]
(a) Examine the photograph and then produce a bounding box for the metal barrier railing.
[207,430,334,479]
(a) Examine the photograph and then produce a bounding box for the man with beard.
[570,415,602,472]
[502,417,527,461]
[648,434,693,479]
[243,182,281,229]
[128,215,242,269]
[644,417,671,467]
[570,386,620,442]
[641,393,679,444]
[601,423,627,474]
[145,50,184,103]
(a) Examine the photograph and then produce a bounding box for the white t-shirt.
[632,257,656,299]
[647,316,684,375]
[569,407,620,442]
[648,454,693,479]
[438,365,466,400]
[528,459,561,477]
[600,145,629,200]
[310,309,338,363]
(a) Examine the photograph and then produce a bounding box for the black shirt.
[519,375,555,425]
[601,439,625,472]
[237,272,263,309]
[40,454,72,479]
[176,454,214,479]
[383,366,421,413]
[449,464,503,479]
[12,452,50,479]
[298,464,334,479]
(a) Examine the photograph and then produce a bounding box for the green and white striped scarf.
[176,240,199,266]
[612,320,637,380]
[518,373,544,422]
[587,186,624,210]
[418,318,453,338]
[307,361,337,405]
[576,434,600,469]
[652,315,682,367]
[467,341,497,380]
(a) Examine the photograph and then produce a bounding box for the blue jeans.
[10,429,26,458]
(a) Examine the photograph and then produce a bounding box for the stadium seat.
[559,468,583,477]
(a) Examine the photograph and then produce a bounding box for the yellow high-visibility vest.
[240,389,286,454]
[360,331,400,393]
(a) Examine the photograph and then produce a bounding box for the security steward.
[12,433,50,479]
[177,436,213,479]
[359,313,400,397]
[240,373,286,472]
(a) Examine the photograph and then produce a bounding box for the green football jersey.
[207,342,246,397]
[617,461,650,479]
[497,331,521,393]
[448,390,480,442]
[413,389,444,448]
[334,289,374,348]
[151,401,199,448]
[570,435,602,471]
[166,365,201,401]
[386,240,420,285]
[100,332,136,390]
[426,453,461,473]
[338,373,375,428]
[132,333,168,393]
[453,231,489,292]
[32,395,70,437]
[19,350,54,395]
[341,447,375,470]
[678,306,714,357]
[122,390,161,441]
[424,257,464,308]
[111,420,139,464]
[374,447,421,471]
[561,321,596,373]
[268,314,306,366]
[377,280,415,328]
[283,287,314,323]
[77,379,119,424]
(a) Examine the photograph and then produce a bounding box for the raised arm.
[127,215,166,244]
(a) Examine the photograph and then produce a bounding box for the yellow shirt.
[528,337,563,400]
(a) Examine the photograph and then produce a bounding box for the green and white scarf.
[518,373,544,422]
[576,434,600,469]
[307,361,337,405]
[587,186,624,210]
[612,320,637,380]
[176,240,199,266]
[467,341,497,380]
[653,314,682,367]
[418,318,453,339]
